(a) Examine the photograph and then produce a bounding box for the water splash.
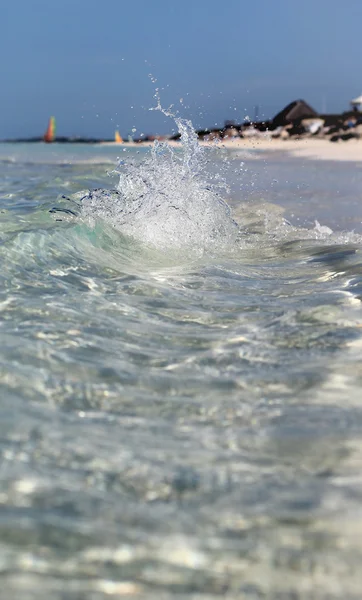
[78,102,239,254]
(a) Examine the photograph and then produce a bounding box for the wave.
[47,114,239,254]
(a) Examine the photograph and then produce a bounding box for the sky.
[1,0,362,139]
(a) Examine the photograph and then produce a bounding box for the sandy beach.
[206,136,362,162]
[111,137,362,162]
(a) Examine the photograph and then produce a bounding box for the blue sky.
[1,0,361,138]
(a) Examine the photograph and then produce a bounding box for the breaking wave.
[50,110,238,254]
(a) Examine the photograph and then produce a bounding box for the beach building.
[272,100,318,127]
[350,95,362,112]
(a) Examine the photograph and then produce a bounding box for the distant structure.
[115,130,123,143]
[272,100,318,127]
[350,95,362,112]
[43,116,56,143]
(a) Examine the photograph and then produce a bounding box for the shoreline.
[3,137,362,162]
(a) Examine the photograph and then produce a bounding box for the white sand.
[205,137,362,162]
[104,136,362,162]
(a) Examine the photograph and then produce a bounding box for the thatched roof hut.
[272,100,318,126]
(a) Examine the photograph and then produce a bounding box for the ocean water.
[1,123,362,599]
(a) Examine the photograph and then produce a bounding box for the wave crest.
[78,116,239,253]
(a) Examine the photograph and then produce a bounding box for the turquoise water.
[1,135,362,599]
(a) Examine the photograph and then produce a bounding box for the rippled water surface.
[1,137,362,599]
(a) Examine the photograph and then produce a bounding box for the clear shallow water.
[1,137,362,599]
